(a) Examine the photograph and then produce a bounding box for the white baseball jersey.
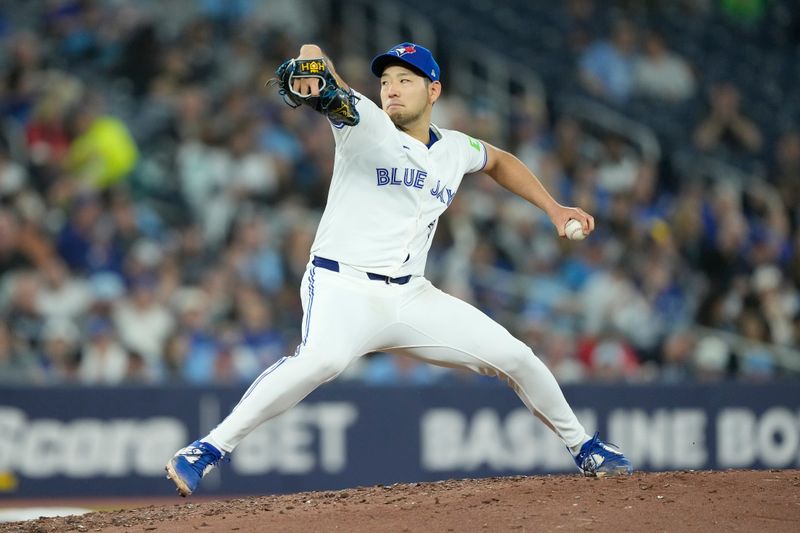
[310,90,487,278]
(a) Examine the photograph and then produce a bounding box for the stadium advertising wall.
[1,383,798,498]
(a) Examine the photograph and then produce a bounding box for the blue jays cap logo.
[393,44,417,57]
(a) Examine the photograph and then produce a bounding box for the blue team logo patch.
[393,44,417,57]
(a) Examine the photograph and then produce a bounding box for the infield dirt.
[1,469,798,532]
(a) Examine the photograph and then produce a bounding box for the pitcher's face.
[380,65,437,128]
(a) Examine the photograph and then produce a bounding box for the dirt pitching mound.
[3,470,798,533]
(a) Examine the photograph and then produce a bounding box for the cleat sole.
[165,462,192,497]
[583,464,633,478]
[596,466,633,478]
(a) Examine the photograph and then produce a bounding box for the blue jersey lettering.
[430,180,454,205]
[375,167,427,190]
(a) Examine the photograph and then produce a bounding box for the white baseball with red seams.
[202,90,589,455]
[565,218,586,241]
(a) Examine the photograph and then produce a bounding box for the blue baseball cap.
[370,42,440,82]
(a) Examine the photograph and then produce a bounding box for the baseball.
[565,219,586,241]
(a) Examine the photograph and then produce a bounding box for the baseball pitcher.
[166,42,632,496]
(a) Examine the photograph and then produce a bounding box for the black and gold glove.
[273,58,360,126]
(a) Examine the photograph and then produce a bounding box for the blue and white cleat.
[165,440,226,497]
[573,432,633,477]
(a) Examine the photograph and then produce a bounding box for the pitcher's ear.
[429,80,442,103]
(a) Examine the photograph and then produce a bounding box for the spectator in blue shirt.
[579,19,639,103]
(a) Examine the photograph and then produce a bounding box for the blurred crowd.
[0,0,797,387]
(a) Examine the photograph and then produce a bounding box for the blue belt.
[312,256,412,285]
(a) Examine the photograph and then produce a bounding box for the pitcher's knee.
[502,346,540,376]
[298,349,352,382]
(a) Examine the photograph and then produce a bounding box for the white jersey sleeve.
[328,90,393,150]
[449,130,488,174]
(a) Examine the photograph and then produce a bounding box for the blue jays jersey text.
[376,167,427,189]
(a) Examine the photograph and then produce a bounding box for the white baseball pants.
[207,264,588,452]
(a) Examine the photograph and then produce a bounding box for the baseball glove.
[272,58,360,126]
